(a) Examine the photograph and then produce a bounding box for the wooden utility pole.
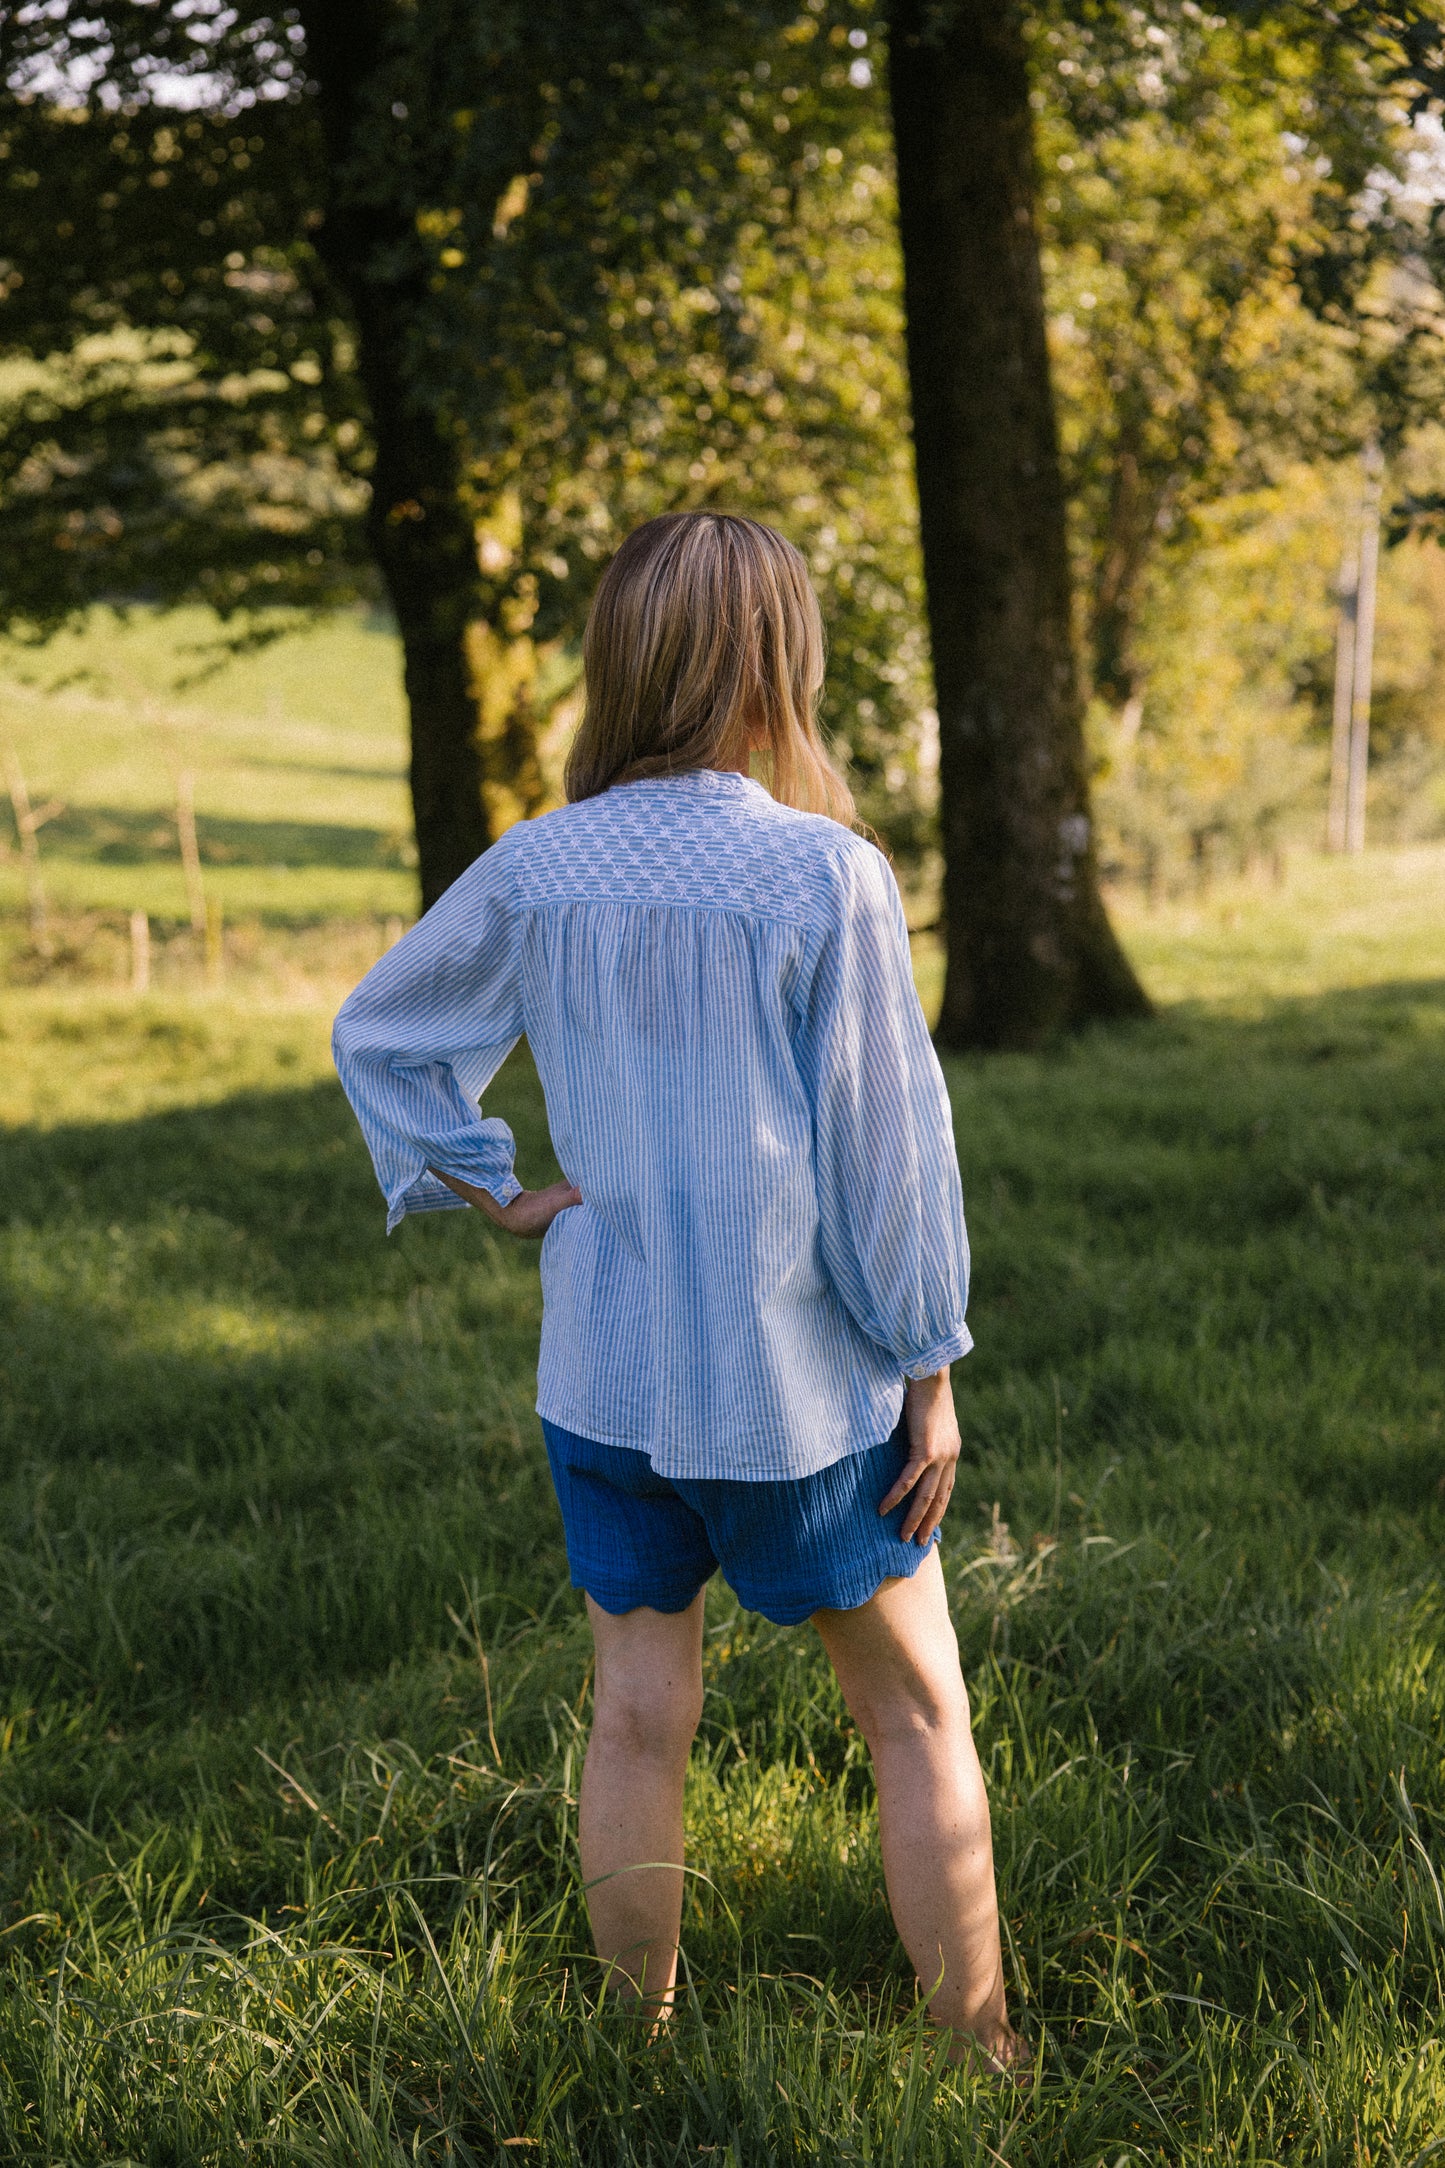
[1326,535,1358,853]
[1328,444,1382,855]
[1345,447,1382,856]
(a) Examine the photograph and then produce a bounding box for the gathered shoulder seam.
[512,890,816,932]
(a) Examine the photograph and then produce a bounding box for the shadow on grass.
[0,1052,567,1710]
[1153,968,1445,1040]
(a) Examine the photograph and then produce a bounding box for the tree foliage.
[1034,2,1428,710]
[0,79,362,625]
[1015,1,1445,884]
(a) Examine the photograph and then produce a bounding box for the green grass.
[2,619,1444,2160]
[0,606,415,924]
[1109,844,1445,1006]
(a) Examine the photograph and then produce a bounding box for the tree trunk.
[296,0,491,913]
[360,367,493,914]
[886,0,1149,1048]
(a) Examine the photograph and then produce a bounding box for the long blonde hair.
[564,512,856,825]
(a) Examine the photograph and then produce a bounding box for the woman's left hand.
[429,1167,583,1238]
[879,1367,960,1545]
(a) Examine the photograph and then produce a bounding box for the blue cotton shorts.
[539,1415,938,1626]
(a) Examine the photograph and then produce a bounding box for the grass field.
[0,607,414,926]
[2,615,1444,2163]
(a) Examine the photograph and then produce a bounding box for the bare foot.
[939,2023,1032,2081]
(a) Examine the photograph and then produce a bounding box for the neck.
[712,732,757,778]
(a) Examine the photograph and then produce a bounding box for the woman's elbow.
[330,993,375,1072]
[330,1007,354,1069]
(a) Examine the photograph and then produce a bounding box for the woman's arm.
[333,836,529,1230]
[794,842,973,1381]
[793,843,972,1539]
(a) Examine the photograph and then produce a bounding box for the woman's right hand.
[479,1180,583,1238]
[429,1167,583,1238]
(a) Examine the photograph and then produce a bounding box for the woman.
[332,511,1023,2071]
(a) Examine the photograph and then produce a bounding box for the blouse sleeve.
[331,833,525,1232]
[792,840,973,1377]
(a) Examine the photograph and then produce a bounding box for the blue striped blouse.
[332,767,972,1480]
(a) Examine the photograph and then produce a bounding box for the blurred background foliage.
[1036,0,1445,889]
[3,0,1445,905]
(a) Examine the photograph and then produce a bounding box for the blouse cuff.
[902,1326,974,1380]
[385,1165,524,1235]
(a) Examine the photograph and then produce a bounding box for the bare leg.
[579,1591,705,2023]
[812,1550,1022,2067]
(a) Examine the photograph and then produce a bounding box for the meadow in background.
[1,614,1442,2162]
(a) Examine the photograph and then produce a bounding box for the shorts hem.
[573,1576,711,1618]
[728,1529,938,1627]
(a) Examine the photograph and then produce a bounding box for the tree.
[292,0,539,903]
[0,7,648,903]
[291,0,836,902]
[885,0,1148,1048]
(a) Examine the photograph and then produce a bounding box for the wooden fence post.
[176,769,208,936]
[130,909,151,994]
[3,743,63,951]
